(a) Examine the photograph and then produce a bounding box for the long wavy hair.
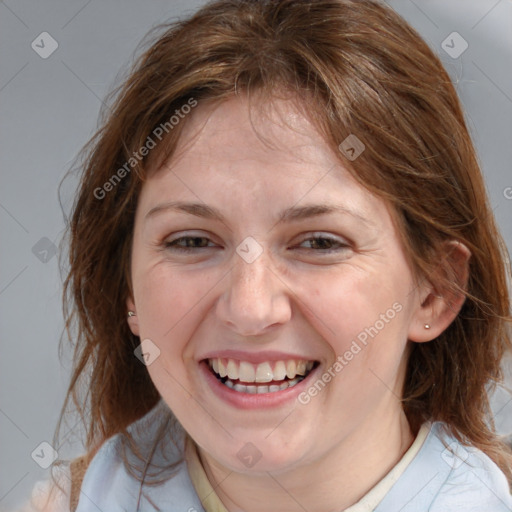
[57,0,512,484]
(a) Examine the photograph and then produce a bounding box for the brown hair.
[57,0,512,483]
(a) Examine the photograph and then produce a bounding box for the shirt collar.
[185,423,431,512]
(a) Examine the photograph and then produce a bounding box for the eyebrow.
[145,201,373,226]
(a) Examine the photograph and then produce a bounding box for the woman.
[23,0,512,510]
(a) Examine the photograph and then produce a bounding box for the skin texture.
[127,95,469,511]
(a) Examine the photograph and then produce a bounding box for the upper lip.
[199,349,318,365]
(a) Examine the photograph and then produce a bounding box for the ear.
[408,241,471,343]
[126,296,140,336]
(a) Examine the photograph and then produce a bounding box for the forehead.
[140,94,392,228]
[159,94,336,175]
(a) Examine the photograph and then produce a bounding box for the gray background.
[0,0,511,509]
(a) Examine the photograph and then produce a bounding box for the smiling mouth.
[206,357,319,394]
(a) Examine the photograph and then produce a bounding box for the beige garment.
[185,436,230,512]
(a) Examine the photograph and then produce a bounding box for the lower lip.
[199,361,319,410]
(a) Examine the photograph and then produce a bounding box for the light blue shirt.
[74,400,512,511]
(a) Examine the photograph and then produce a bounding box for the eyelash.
[164,235,349,253]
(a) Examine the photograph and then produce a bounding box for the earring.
[128,311,136,317]
[424,324,430,329]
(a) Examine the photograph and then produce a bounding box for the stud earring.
[128,311,136,318]
[424,324,430,329]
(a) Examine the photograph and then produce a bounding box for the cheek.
[138,276,186,337]
[294,265,412,396]
[135,263,197,330]
[134,264,225,361]
[134,267,208,404]
[300,269,405,345]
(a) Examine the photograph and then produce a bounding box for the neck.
[198,410,414,512]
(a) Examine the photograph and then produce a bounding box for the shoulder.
[376,422,512,512]
[429,423,512,511]
[74,400,205,511]
[74,415,155,510]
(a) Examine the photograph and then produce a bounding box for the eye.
[295,234,349,253]
[164,235,217,251]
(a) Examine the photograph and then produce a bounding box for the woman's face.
[128,95,427,473]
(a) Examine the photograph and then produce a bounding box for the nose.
[215,249,292,337]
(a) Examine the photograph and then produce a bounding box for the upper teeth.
[208,358,314,383]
